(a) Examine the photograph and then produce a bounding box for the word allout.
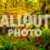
[0,14,50,27]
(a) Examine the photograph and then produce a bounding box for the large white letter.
[23,14,32,28]
[14,29,20,37]
[18,15,24,27]
[8,29,14,37]
[1,15,9,27]
[21,29,28,37]
[29,29,34,37]
[10,15,17,27]
[34,29,42,37]
[43,15,50,27]
[34,15,42,27]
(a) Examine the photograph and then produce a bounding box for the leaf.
[0,36,6,43]
[38,48,46,50]
[43,28,49,38]
[43,41,48,48]
[0,46,5,50]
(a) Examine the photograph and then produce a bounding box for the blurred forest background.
[0,0,50,50]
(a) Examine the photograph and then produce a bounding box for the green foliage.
[13,41,31,50]
[38,48,46,50]
[43,28,49,38]
[0,36,31,50]
[22,1,33,4]
[48,1,50,4]
[0,46,5,50]
[38,40,50,50]
[5,41,12,50]
[49,46,50,50]
[0,36,12,50]
[0,36,6,43]
[43,41,48,48]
